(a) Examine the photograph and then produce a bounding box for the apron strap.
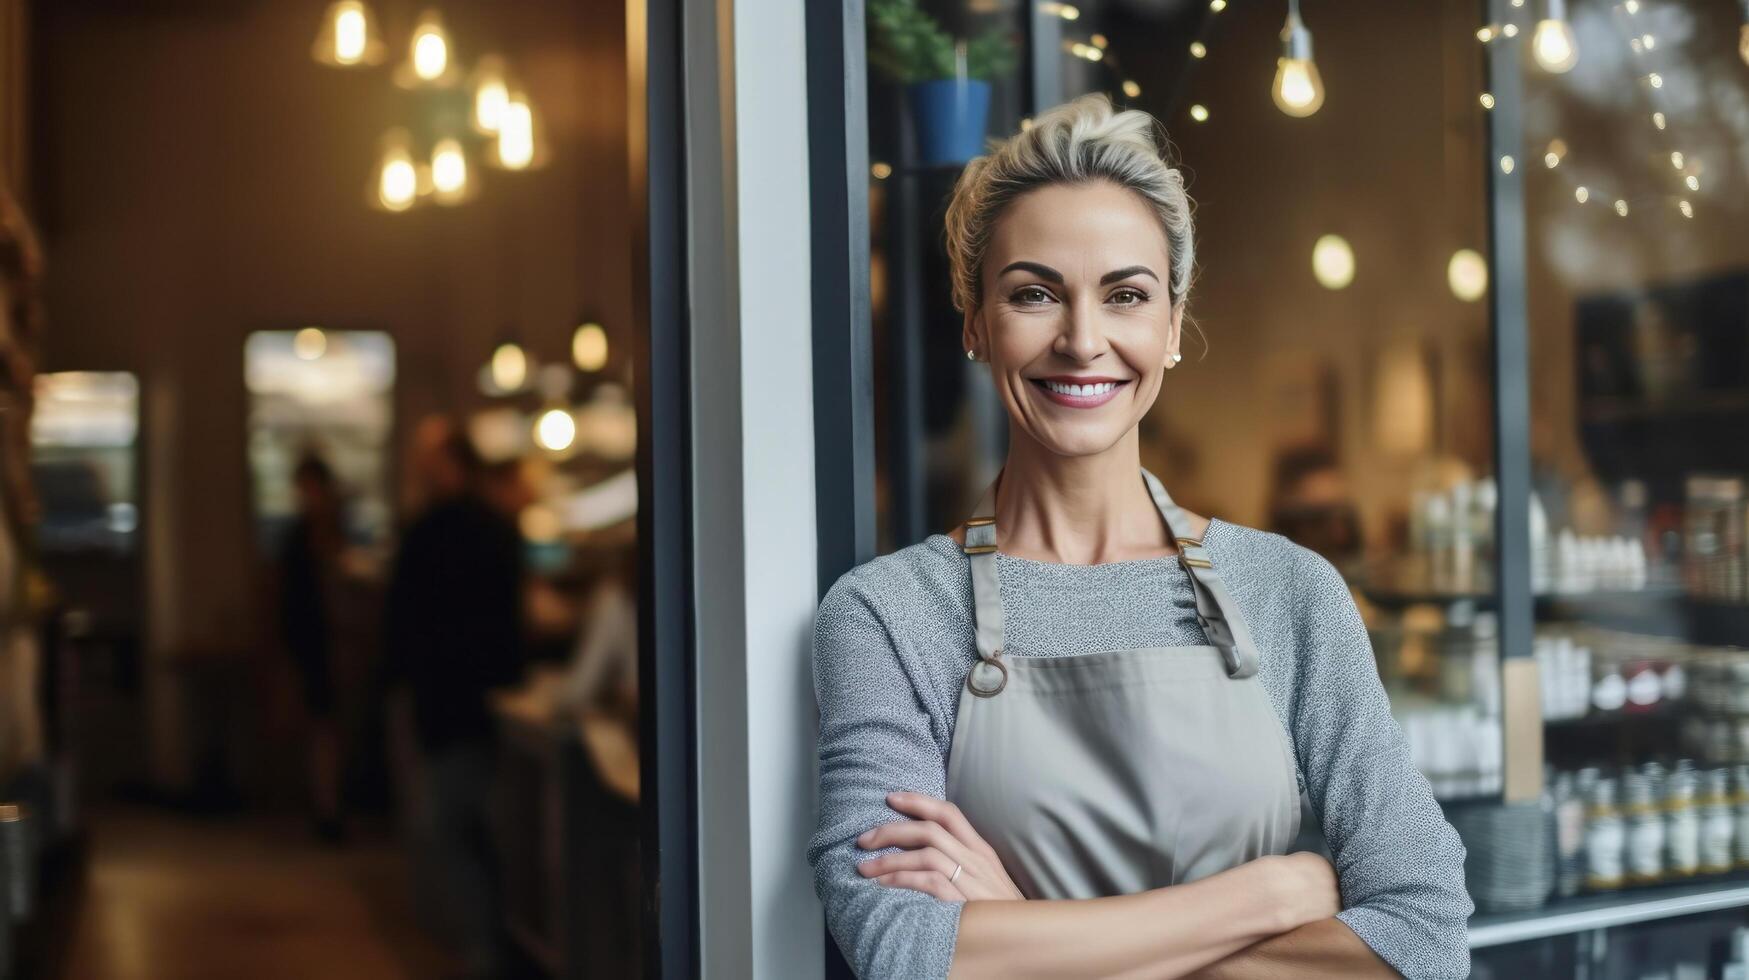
[964,481,1008,697]
[1141,470,1259,679]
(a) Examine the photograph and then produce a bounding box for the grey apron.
[945,469,1301,900]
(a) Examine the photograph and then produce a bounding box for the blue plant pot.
[907,78,992,167]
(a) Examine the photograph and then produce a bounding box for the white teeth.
[1042,380,1117,397]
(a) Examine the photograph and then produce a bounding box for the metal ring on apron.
[967,654,1008,697]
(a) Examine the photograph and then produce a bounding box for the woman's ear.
[1164,302,1185,367]
[962,307,982,360]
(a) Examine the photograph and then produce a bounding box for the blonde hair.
[943,94,1196,314]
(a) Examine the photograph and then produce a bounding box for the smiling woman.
[809,94,1472,980]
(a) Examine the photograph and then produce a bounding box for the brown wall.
[31,0,632,783]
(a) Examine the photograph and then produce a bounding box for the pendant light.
[394,9,458,88]
[490,91,547,170]
[371,129,419,212]
[1532,0,1579,74]
[1272,0,1325,118]
[471,55,512,134]
[429,138,472,206]
[312,1,385,67]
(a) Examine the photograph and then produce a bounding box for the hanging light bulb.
[430,138,470,205]
[372,129,418,212]
[534,408,577,453]
[491,343,529,393]
[1272,0,1326,118]
[313,1,385,67]
[572,323,609,372]
[472,55,511,134]
[1532,0,1579,73]
[394,9,455,87]
[493,91,543,170]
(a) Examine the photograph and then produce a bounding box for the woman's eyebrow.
[1100,265,1158,285]
[998,260,1064,283]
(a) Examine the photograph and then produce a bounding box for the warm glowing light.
[1311,234,1355,290]
[431,139,468,202]
[572,323,609,372]
[1273,58,1324,116]
[1210,0,1227,11]
[534,408,577,452]
[1652,112,1666,130]
[1740,24,1749,67]
[1086,47,1104,61]
[1532,14,1579,73]
[1647,72,1663,89]
[294,328,328,360]
[1575,186,1589,203]
[473,56,510,133]
[871,161,893,179]
[1544,152,1559,168]
[1679,200,1694,218]
[1502,23,1519,37]
[1545,138,1567,168]
[1624,0,1639,12]
[1448,250,1488,302]
[497,95,536,170]
[520,504,561,543]
[1091,34,1108,48]
[1479,93,1495,109]
[1500,155,1515,174]
[1477,26,1496,42]
[314,1,382,67]
[1122,80,1142,98]
[1190,42,1207,58]
[413,19,448,80]
[1614,199,1629,216]
[1686,174,1699,191]
[1671,151,1684,169]
[1040,1,1080,19]
[1189,104,1210,122]
[1640,34,1654,49]
[378,143,417,211]
[492,343,529,393]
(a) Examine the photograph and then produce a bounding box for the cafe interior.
[2,0,1749,978]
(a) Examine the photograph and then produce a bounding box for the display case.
[857,0,1749,975]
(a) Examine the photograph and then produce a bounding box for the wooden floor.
[55,806,454,980]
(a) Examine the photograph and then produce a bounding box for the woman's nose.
[1055,301,1109,363]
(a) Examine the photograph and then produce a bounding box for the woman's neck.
[994,429,1176,565]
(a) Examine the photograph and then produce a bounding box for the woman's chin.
[1023,424,1132,460]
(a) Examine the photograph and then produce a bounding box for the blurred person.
[277,452,348,843]
[386,424,527,980]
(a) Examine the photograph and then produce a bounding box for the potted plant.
[868,0,1017,167]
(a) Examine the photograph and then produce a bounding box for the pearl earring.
[966,349,977,362]
[1171,352,1183,363]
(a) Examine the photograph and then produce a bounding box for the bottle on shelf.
[1701,768,1735,875]
[1624,771,1666,886]
[1664,764,1701,879]
[1585,773,1625,892]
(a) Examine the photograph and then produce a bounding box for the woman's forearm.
[1185,918,1397,980]
[947,859,1313,980]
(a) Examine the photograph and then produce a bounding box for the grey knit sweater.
[808,518,1473,979]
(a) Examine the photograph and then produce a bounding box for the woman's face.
[965,180,1182,460]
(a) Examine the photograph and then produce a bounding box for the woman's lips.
[1030,377,1129,409]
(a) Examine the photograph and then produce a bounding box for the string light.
[1624,0,1639,13]
[1652,112,1667,129]
[1670,151,1684,169]
[1640,34,1655,49]
[1614,199,1629,216]
[1190,41,1208,58]
[312,1,385,67]
[1679,200,1694,218]
[1040,2,1081,20]
[1447,250,1489,302]
[394,8,455,88]
[1503,23,1519,38]
[1500,155,1516,174]
[1311,235,1355,290]
[1647,72,1663,89]
[1190,104,1210,122]
[1272,0,1326,118]
[430,138,469,204]
[1210,0,1227,11]
[1575,186,1589,203]
[1533,0,1579,73]
[1122,80,1142,97]
[1091,33,1108,48]
[1477,26,1498,42]
[1480,92,1496,109]
[1545,138,1567,167]
[870,162,893,179]
[1686,174,1700,191]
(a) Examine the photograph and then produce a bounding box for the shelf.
[1468,874,1749,948]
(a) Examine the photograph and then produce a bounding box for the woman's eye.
[1013,286,1054,305]
[1109,288,1148,306]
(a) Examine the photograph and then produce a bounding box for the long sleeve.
[1290,551,1474,979]
[808,576,963,980]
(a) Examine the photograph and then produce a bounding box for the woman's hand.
[1254,852,1341,933]
[856,791,1026,902]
